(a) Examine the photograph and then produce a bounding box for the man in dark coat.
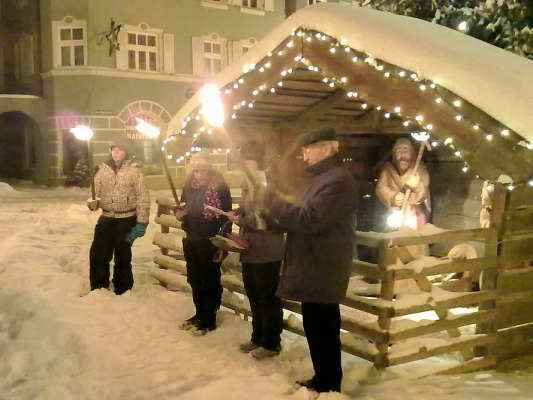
[267,127,357,393]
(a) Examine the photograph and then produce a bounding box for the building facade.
[0,0,285,185]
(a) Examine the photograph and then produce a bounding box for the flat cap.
[299,127,337,147]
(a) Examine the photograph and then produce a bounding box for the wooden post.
[477,183,508,352]
[157,203,170,256]
[374,243,395,369]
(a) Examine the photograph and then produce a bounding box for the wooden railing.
[150,193,533,375]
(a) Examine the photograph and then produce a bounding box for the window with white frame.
[241,40,255,55]
[116,24,173,74]
[242,0,265,9]
[126,31,158,72]
[192,34,227,77]
[228,37,255,65]
[52,17,87,68]
[203,39,222,76]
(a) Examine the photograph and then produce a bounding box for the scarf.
[191,178,222,220]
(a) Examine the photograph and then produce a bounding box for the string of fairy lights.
[161,26,533,191]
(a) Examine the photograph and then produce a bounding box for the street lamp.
[70,124,96,200]
[134,117,180,206]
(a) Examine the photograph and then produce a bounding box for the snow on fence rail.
[151,188,533,375]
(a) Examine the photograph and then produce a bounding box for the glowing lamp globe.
[135,117,160,139]
[70,125,94,141]
[199,84,225,127]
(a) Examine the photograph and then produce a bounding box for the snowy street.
[1,186,533,400]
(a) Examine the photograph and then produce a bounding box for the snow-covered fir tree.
[356,0,533,58]
[70,158,91,187]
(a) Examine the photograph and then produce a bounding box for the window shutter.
[52,21,60,68]
[115,28,128,70]
[21,35,35,77]
[228,41,242,65]
[14,42,21,79]
[191,36,203,76]
[163,33,175,74]
[220,38,228,69]
[264,0,274,12]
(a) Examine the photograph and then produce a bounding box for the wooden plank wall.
[427,159,483,257]
[494,184,533,360]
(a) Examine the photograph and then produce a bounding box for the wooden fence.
[150,183,533,375]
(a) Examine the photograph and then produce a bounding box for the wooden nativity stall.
[150,4,533,375]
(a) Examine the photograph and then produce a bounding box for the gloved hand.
[87,199,99,211]
[126,223,147,244]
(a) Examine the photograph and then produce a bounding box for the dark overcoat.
[268,155,357,304]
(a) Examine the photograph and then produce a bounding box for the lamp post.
[70,124,96,200]
[134,117,180,206]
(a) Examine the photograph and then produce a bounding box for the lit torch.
[70,124,95,200]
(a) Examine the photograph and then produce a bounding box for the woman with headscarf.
[175,152,232,335]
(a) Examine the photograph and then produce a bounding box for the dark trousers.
[242,261,283,350]
[90,216,137,295]
[182,238,222,326]
[302,302,342,392]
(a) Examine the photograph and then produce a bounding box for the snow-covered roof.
[168,4,533,143]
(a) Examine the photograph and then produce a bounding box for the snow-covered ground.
[1,185,533,400]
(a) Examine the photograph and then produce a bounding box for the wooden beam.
[279,89,347,133]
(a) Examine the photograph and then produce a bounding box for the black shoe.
[297,377,319,391]
[297,377,340,393]
[180,315,200,331]
[191,321,216,336]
